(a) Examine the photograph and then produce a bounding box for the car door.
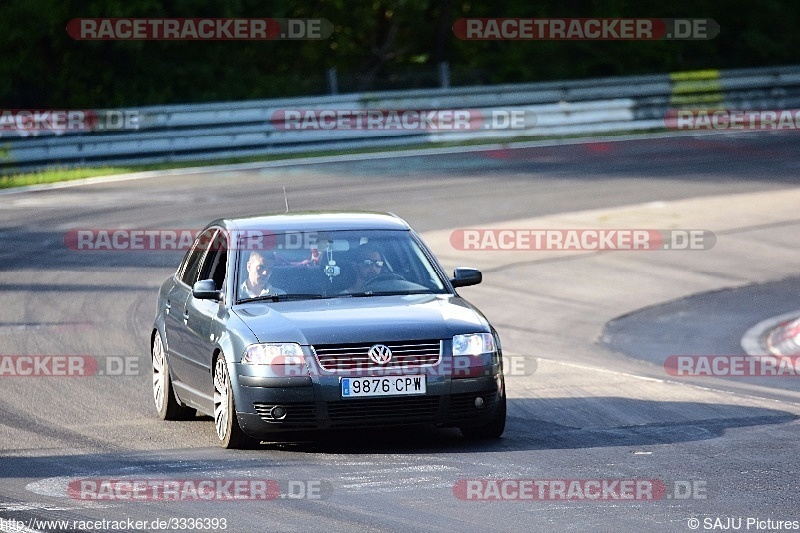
[165,228,217,391]
[180,230,229,395]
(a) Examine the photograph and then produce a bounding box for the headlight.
[242,343,305,365]
[453,333,495,356]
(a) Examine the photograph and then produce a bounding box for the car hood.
[233,294,489,345]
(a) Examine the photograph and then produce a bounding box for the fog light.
[474,397,485,408]
[270,405,287,420]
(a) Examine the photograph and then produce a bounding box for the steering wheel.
[361,271,405,290]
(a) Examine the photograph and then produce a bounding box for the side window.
[198,231,228,291]
[179,229,217,286]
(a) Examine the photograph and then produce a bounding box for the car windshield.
[235,229,448,302]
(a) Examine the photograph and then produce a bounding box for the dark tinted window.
[179,229,217,285]
[198,231,228,291]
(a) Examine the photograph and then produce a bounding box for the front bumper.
[234,360,504,436]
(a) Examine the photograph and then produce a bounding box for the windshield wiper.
[241,293,327,303]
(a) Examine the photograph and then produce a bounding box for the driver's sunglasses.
[361,259,384,268]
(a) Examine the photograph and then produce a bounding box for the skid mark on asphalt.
[0,402,122,452]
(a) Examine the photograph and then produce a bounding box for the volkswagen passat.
[151,212,505,448]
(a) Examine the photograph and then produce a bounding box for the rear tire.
[152,332,196,421]
[459,392,506,440]
[213,354,260,449]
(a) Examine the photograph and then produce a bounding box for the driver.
[240,251,286,298]
[343,244,385,293]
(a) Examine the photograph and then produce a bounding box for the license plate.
[341,376,427,399]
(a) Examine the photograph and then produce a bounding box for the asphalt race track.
[2,132,800,532]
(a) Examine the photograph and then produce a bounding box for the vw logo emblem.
[368,344,393,365]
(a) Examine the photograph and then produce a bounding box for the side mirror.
[450,267,482,288]
[193,279,223,301]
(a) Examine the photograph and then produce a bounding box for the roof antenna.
[283,186,289,213]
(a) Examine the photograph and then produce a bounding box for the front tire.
[152,332,195,420]
[213,355,260,449]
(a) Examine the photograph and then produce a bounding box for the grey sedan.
[151,212,506,448]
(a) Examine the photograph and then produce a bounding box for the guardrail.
[3,64,800,172]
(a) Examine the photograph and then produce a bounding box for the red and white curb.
[741,310,800,357]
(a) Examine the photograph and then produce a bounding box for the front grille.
[448,391,499,421]
[253,402,317,427]
[326,396,440,427]
[312,340,441,371]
